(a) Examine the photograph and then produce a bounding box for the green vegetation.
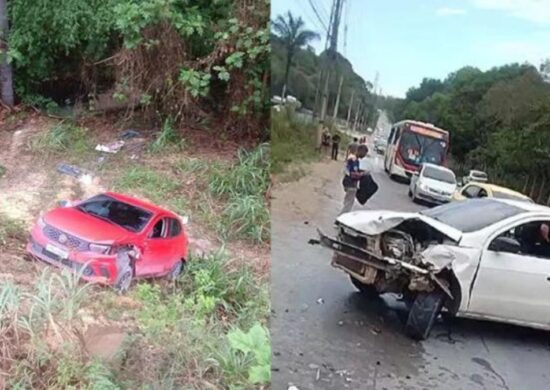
[31,122,90,156]
[389,63,550,202]
[149,117,185,153]
[0,213,26,246]
[0,164,5,178]
[6,0,269,139]
[0,250,269,389]
[272,106,319,174]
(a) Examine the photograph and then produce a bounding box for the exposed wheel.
[405,290,445,340]
[167,260,185,281]
[350,275,379,298]
[114,270,133,293]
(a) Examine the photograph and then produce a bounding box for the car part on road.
[405,290,445,340]
[350,275,379,297]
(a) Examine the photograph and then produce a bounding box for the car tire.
[350,276,379,298]
[167,260,185,281]
[114,270,133,294]
[405,290,445,340]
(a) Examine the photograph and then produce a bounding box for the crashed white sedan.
[315,198,550,339]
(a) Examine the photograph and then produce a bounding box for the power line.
[297,1,326,33]
[307,0,329,32]
[316,0,331,22]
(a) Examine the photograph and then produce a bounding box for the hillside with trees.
[388,63,550,202]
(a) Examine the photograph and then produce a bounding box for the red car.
[27,192,189,292]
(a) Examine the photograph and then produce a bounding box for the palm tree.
[0,0,14,107]
[272,11,319,99]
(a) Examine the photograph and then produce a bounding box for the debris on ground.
[120,129,140,140]
[316,298,324,304]
[57,163,84,178]
[95,140,125,153]
[338,320,344,326]
[288,385,300,390]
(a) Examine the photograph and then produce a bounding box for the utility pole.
[332,74,344,120]
[346,89,355,127]
[352,103,361,132]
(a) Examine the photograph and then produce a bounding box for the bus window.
[388,128,395,144]
[393,126,401,145]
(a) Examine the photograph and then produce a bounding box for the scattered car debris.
[120,129,141,140]
[288,385,300,390]
[57,163,84,178]
[316,298,324,304]
[95,140,125,153]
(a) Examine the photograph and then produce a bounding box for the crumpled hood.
[336,209,462,242]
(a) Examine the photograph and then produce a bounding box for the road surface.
[271,126,550,389]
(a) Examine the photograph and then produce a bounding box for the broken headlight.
[89,243,111,254]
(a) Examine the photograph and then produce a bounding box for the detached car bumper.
[27,231,116,284]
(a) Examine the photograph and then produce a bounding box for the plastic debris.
[95,140,125,153]
[120,129,140,140]
[57,163,83,178]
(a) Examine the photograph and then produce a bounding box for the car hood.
[44,207,134,243]
[336,209,462,242]
[419,178,456,193]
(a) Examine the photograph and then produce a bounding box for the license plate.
[45,244,69,259]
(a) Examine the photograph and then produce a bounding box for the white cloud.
[436,7,467,16]
[472,0,550,24]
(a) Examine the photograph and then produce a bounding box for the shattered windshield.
[399,130,447,165]
[421,199,523,233]
[76,194,153,232]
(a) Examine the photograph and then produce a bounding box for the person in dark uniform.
[331,133,341,160]
[517,222,550,257]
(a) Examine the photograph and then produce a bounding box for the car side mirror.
[489,236,521,254]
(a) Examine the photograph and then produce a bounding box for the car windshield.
[471,171,487,179]
[76,194,153,232]
[420,198,523,233]
[399,130,447,165]
[492,190,531,202]
[422,166,455,184]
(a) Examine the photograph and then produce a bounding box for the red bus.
[384,120,450,180]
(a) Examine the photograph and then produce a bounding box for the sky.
[271,0,550,97]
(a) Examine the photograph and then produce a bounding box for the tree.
[0,0,14,107]
[272,11,319,98]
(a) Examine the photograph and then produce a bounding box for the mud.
[271,124,550,389]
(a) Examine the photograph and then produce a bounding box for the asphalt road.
[271,138,550,389]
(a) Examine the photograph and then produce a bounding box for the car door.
[136,216,174,276]
[468,218,550,326]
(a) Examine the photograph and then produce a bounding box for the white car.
[464,169,488,184]
[315,198,550,339]
[409,163,457,205]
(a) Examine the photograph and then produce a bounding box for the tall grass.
[0,214,26,246]
[272,106,319,173]
[31,122,90,155]
[150,117,185,153]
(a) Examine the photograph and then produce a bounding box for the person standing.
[331,133,341,160]
[340,145,368,215]
[347,137,359,158]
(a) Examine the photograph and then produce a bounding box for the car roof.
[422,163,454,173]
[104,192,176,216]
[471,183,530,198]
[490,197,549,212]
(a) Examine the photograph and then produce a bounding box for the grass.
[272,106,320,174]
[0,249,269,389]
[0,164,5,178]
[0,213,26,246]
[150,117,185,153]
[31,121,90,157]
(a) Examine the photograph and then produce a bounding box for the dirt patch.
[84,325,127,361]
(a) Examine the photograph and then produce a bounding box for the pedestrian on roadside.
[347,137,359,158]
[321,123,331,156]
[340,145,368,215]
[331,133,341,160]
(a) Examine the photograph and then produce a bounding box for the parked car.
[408,163,457,205]
[27,192,189,292]
[453,182,533,203]
[314,198,550,339]
[463,170,488,184]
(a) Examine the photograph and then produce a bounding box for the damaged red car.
[27,192,188,292]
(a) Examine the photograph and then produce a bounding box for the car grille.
[334,254,365,275]
[43,225,89,251]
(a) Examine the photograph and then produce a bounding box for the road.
[271,116,550,389]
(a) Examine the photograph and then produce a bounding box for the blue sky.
[271,0,550,97]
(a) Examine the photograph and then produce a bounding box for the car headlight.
[419,182,429,191]
[89,243,111,254]
[37,216,46,228]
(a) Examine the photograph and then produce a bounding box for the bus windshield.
[398,130,447,165]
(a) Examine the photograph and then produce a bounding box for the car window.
[422,166,455,184]
[421,198,524,233]
[462,184,481,198]
[149,218,168,239]
[169,218,182,237]
[493,220,550,259]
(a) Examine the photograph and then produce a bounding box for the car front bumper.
[27,229,116,284]
[416,188,452,204]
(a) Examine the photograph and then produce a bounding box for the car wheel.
[350,276,379,298]
[405,290,445,340]
[114,270,133,294]
[167,260,184,281]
